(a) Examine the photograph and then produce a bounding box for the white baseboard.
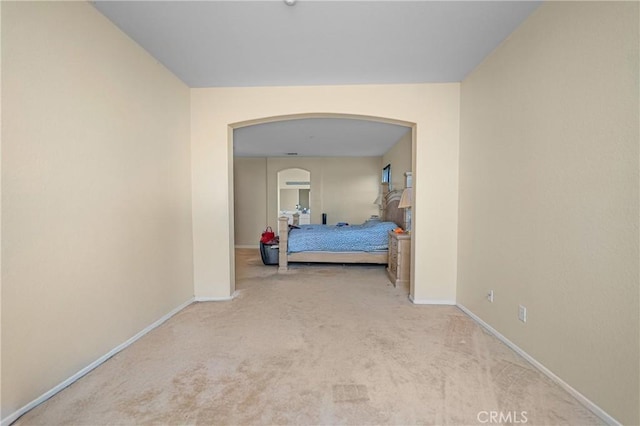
[456,303,620,426]
[194,291,237,302]
[235,244,259,249]
[409,295,456,305]
[1,298,195,426]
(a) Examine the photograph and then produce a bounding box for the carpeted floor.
[15,249,602,425]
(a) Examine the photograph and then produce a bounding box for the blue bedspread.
[287,221,398,253]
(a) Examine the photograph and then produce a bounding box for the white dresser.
[280,211,311,225]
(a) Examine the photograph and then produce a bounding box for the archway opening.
[230,113,415,294]
[277,168,311,225]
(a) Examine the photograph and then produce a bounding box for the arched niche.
[277,168,311,224]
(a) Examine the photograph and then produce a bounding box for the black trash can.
[259,241,279,265]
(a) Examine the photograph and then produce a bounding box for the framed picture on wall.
[382,164,391,187]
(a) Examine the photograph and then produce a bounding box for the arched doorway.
[230,113,415,294]
[277,168,311,225]
[191,85,461,305]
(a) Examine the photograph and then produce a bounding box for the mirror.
[278,168,311,225]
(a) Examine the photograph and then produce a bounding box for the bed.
[277,183,405,271]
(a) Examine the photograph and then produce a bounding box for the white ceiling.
[234,117,411,157]
[92,0,541,157]
[92,0,541,88]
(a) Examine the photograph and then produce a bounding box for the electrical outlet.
[518,305,527,323]
[487,290,494,303]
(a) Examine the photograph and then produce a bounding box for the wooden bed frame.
[277,182,404,271]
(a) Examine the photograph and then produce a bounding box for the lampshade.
[373,194,382,206]
[398,187,412,209]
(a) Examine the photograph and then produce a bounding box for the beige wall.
[315,157,380,225]
[278,168,310,189]
[458,2,639,424]
[193,86,460,302]
[382,130,412,191]
[234,156,381,246]
[233,158,268,247]
[0,0,4,417]
[2,1,193,419]
[279,189,299,212]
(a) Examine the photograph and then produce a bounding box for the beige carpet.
[16,249,602,425]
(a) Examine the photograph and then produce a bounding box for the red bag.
[260,226,275,244]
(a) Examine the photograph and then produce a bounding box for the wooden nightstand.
[387,231,411,287]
